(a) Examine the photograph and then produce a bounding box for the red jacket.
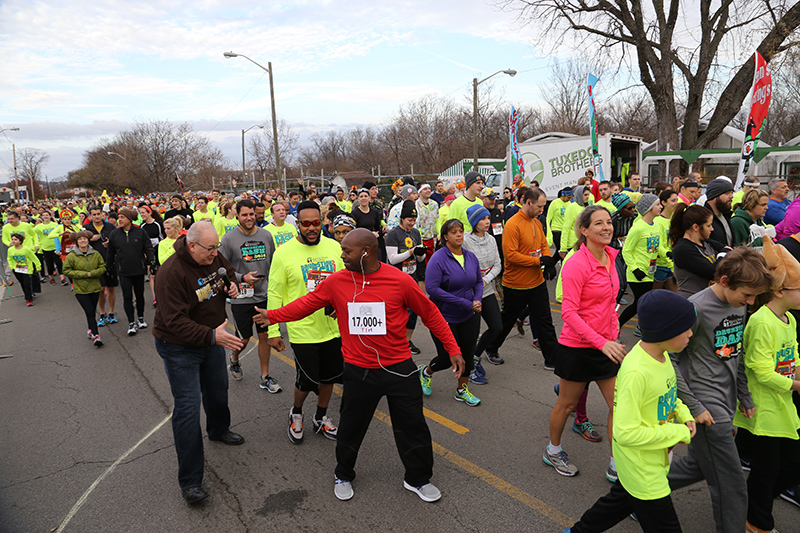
[559,244,620,350]
[268,263,460,368]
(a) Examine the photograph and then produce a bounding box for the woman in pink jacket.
[775,196,800,239]
[544,205,628,481]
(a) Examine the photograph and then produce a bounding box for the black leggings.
[75,292,100,335]
[14,272,33,301]
[474,294,503,360]
[428,312,480,378]
[42,250,63,277]
[119,275,145,324]
[618,281,653,327]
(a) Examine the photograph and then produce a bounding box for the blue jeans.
[155,338,230,490]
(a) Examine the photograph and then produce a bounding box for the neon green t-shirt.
[2,222,37,250]
[622,217,668,282]
[35,221,60,252]
[653,215,673,269]
[560,202,584,253]
[264,222,298,248]
[613,342,693,500]
[158,237,178,265]
[734,305,800,439]
[546,199,571,244]
[267,237,344,343]
[7,245,42,272]
[193,210,215,224]
[214,217,239,239]
[595,198,617,213]
[334,200,353,213]
[448,195,483,232]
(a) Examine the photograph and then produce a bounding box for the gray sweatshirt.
[463,232,502,296]
[670,286,754,423]
[218,226,275,305]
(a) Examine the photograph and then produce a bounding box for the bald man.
[255,229,463,503]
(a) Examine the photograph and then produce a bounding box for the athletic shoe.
[312,415,337,440]
[107,313,118,324]
[532,339,541,350]
[745,521,779,533]
[542,448,579,477]
[523,317,530,326]
[97,314,107,327]
[515,320,525,336]
[780,486,800,508]
[93,334,103,347]
[634,326,642,337]
[49,278,56,285]
[127,323,138,336]
[408,340,421,355]
[455,384,480,406]
[543,362,555,371]
[554,383,560,396]
[740,458,751,472]
[573,420,602,442]
[137,317,148,329]
[619,298,628,304]
[288,409,304,444]
[468,370,488,385]
[228,357,243,381]
[260,375,282,393]
[26,300,33,307]
[606,462,618,482]
[152,298,157,308]
[334,476,354,501]
[87,329,94,340]
[61,278,69,286]
[419,365,432,396]
[403,481,441,502]
[486,352,504,365]
[474,357,487,377]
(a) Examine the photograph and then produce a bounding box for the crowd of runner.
[2,170,799,532]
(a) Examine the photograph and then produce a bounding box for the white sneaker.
[288,409,304,444]
[137,317,148,329]
[403,481,441,502]
[127,323,138,336]
[334,476,353,501]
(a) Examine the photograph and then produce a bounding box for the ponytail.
[669,203,711,246]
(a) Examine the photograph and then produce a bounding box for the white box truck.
[487,132,644,199]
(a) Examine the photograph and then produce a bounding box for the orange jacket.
[502,209,551,289]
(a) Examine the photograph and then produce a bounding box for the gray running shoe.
[334,476,353,501]
[542,448,579,477]
[260,375,282,393]
[229,357,243,381]
[403,481,442,502]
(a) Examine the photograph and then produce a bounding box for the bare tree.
[247,119,300,178]
[502,0,800,171]
[16,148,50,199]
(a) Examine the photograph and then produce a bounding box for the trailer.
[498,132,644,199]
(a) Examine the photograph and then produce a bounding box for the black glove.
[666,251,673,260]
[149,264,158,276]
[540,255,556,269]
[543,265,557,281]
[632,268,646,281]
[413,245,427,257]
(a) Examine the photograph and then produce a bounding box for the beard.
[713,198,732,215]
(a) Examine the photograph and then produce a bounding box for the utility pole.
[268,61,281,189]
[12,144,19,203]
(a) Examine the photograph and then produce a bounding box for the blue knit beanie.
[467,204,490,230]
[638,290,696,343]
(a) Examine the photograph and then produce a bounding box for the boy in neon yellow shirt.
[733,238,800,533]
[567,290,696,532]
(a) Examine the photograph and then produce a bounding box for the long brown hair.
[668,203,711,246]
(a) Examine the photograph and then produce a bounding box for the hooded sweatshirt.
[463,231,502,296]
[152,235,237,348]
[559,185,587,253]
[730,207,765,248]
[62,246,106,294]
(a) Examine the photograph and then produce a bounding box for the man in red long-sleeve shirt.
[254,229,463,503]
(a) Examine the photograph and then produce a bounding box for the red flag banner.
[735,51,772,189]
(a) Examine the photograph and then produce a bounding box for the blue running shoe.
[97,314,107,327]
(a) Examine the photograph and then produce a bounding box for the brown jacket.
[153,235,236,347]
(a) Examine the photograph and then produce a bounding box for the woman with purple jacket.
[775,196,800,239]
[419,218,484,406]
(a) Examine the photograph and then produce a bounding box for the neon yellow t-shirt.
[613,342,693,500]
[734,305,800,439]
[560,202,584,253]
[622,217,668,282]
[267,237,344,343]
[546,199,571,244]
[34,221,60,252]
[7,245,42,272]
[653,215,673,269]
[264,222,298,248]
[158,237,178,265]
[448,195,483,232]
[595,198,617,213]
[214,217,239,239]
[193,210,215,224]
[2,222,37,250]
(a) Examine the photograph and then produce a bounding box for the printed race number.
[347,302,387,335]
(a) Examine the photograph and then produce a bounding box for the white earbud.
[362,251,367,258]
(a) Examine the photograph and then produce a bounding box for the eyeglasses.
[298,219,322,228]
[193,241,220,252]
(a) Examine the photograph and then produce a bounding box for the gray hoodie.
[573,185,589,207]
[463,231,502,296]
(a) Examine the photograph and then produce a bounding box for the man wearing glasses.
[267,201,345,445]
[219,199,281,392]
[153,221,246,504]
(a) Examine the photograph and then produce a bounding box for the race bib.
[306,270,332,292]
[776,359,796,380]
[237,282,254,299]
[492,222,503,236]
[149,237,159,248]
[480,267,491,279]
[529,249,542,258]
[402,258,416,274]
[617,236,627,247]
[648,258,657,275]
[14,265,28,274]
[347,302,387,335]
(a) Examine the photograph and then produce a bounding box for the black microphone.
[218,267,232,291]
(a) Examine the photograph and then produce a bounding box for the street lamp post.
[472,69,516,172]
[1,128,20,201]
[224,51,282,190]
[242,125,265,189]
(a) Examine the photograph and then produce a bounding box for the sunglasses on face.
[299,219,321,228]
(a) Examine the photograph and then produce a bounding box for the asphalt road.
[0,276,796,532]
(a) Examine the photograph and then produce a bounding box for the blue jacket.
[425,246,483,323]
